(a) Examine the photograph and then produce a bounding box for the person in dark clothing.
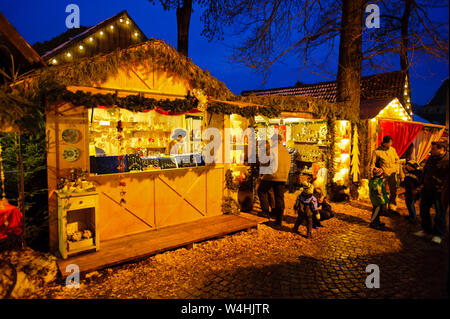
[414,141,449,244]
[401,143,414,161]
[257,134,291,226]
[292,182,322,238]
[314,188,335,221]
[402,160,422,224]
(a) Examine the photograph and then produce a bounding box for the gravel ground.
[31,193,448,299]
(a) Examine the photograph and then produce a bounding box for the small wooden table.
[57,191,99,259]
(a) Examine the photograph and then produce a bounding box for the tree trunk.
[336,0,363,119]
[176,0,193,57]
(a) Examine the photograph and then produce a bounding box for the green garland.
[207,95,358,123]
[40,82,199,113]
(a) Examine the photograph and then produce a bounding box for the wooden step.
[57,214,259,276]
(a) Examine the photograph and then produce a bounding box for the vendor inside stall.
[166,128,187,155]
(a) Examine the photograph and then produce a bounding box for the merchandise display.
[88,108,204,174]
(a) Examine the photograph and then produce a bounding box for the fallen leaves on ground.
[30,194,443,299]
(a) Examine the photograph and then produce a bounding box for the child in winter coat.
[369,167,390,230]
[313,188,335,221]
[292,182,322,238]
[403,160,422,223]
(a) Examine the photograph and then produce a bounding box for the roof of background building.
[241,71,406,104]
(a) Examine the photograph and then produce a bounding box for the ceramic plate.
[62,147,80,162]
[62,129,80,143]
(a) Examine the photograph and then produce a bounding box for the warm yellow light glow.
[404,92,407,95]
[66,52,71,57]
[402,117,408,121]
[126,20,130,24]
[52,59,57,64]
[371,118,376,122]
[134,32,139,37]
[99,31,104,35]
[79,45,84,50]
[119,18,123,23]
[110,25,114,30]
[89,37,93,42]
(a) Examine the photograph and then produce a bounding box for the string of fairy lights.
[48,16,142,65]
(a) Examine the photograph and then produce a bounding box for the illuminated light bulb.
[120,18,123,23]
[134,32,139,37]
[66,52,71,57]
[371,118,376,122]
[89,37,94,42]
[404,92,407,95]
[402,117,408,121]
[110,25,114,30]
[79,45,84,50]
[52,59,57,64]
[126,20,130,24]
[100,31,104,36]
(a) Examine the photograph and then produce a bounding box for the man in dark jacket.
[414,141,449,244]
[403,161,422,224]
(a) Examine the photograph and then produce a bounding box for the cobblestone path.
[35,196,448,299]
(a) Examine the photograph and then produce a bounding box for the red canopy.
[377,119,423,157]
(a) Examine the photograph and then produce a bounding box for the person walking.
[403,160,422,224]
[414,141,449,244]
[370,135,401,215]
[257,134,291,226]
[369,167,389,231]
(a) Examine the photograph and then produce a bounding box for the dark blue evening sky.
[1,0,448,105]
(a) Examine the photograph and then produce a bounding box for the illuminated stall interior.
[88,108,204,174]
[252,115,351,187]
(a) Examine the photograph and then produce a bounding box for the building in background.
[415,78,449,127]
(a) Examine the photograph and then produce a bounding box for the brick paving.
[35,195,449,299]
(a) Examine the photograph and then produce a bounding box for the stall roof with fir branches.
[40,10,148,65]
[26,37,234,100]
[24,36,346,120]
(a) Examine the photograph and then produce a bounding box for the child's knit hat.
[372,167,384,177]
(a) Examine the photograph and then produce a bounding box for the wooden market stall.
[362,97,446,168]
[210,96,355,199]
[20,38,270,270]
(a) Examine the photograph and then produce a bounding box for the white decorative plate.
[62,147,80,162]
